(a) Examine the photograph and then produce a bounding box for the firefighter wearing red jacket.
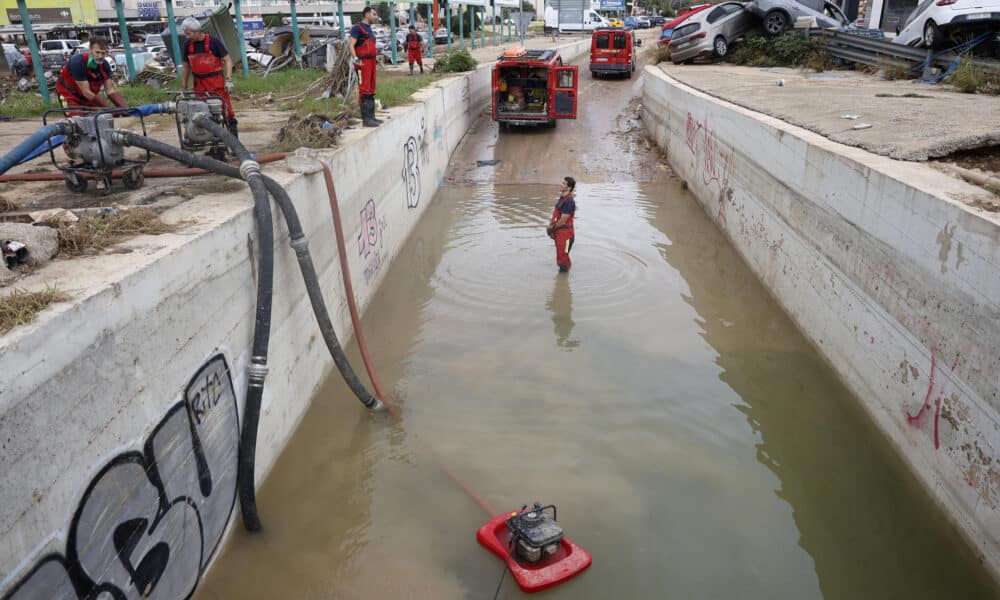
[180,17,238,138]
[546,176,577,273]
[405,25,423,76]
[350,6,382,128]
[56,38,128,111]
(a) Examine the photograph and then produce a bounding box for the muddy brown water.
[196,55,998,599]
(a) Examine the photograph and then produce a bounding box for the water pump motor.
[505,503,564,563]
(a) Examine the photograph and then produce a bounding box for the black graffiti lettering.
[3,354,239,600]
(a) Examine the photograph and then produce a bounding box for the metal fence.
[815,29,1000,76]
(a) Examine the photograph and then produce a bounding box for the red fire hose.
[318,161,499,517]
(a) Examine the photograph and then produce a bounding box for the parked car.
[651,15,667,25]
[669,2,757,63]
[747,0,850,35]
[3,43,30,76]
[143,33,164,50]
[894,0,1000,48]
[609,17,626,27]
[434,27,452,44]
[635,15,652,27]
[624,16,639,28]
[660,3,713,45]
[590,27,638,77]
[39,39,81,70]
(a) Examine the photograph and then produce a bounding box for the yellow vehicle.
[608,17,625,27]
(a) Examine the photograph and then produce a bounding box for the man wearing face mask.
[56,38,127,110]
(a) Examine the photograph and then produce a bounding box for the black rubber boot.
[419,63,424,74]
[361,95,379,128]
[409,63,414,76]
[227,118,239,138]
[369,95,384,125]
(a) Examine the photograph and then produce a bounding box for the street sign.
[599,0,624,9]
[6,7,73,24]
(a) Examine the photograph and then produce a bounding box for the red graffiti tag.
[906,349,961,449]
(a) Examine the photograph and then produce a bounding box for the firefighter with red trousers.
[56,38,128,111]
[350,6,383,128]
[405,25,424,76]
[180,17,238,138]
[547,177,577,273]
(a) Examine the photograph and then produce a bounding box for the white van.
[544,6,611,32]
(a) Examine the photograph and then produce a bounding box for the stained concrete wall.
[0,40,590,599]
[642,67,1000,579]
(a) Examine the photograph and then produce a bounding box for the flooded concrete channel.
[197,56,997,599]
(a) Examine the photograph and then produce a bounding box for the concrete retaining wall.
[0,39,590,599]
[642,66,1000,579]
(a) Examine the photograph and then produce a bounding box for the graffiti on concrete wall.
[3,354,239,600]
[686,112,735,229]
[358,198,389,284]
[402,135,421,209]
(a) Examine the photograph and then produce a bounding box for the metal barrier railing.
[814,29,1000,76]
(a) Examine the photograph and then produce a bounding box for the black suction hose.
[188,118,382,412]
[112,129,382,409]
[113,127,275,533]
[113,127,383,532]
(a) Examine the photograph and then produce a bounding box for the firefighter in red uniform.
[350,6,382,128]
[56,38,128,111]
[405,25,424,76]
[547,176,577,273]
[180,17,238,138]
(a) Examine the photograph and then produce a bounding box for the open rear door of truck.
[552,65,579,119]
[491,65,499,120]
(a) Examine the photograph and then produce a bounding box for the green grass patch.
[233,68,327,95]
[0,92,49,119]
[0,81,177,119]
[726,31,834,71]
[432,49,478,73]
[0,287,71,334]
[945,55,1000,94]
[119,81,178,105]
[377,74,440,108]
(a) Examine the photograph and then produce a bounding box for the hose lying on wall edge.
[0,122,72,176]
[0,154,287,183]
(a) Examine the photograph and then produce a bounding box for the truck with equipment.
[492,47,579,128]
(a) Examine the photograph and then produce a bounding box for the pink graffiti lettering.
[906,348,961,449]
[685,112,701,156]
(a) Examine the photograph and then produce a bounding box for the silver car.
[747,0,849,35]
[669,2,758,63]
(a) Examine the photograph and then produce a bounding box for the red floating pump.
[477,503,592,593]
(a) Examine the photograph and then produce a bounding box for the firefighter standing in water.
[405,25,423,75]
[547,177,577,273]
[350,6,382,128]
[180,18,238,138]
[56,38,128,110]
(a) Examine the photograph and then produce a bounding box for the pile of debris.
[274,112,350,152]
[275,39,358,104]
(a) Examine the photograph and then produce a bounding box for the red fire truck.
[492,47,579,128]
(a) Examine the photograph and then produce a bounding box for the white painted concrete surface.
[0,39,591,599]
[643,66,1000,581]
